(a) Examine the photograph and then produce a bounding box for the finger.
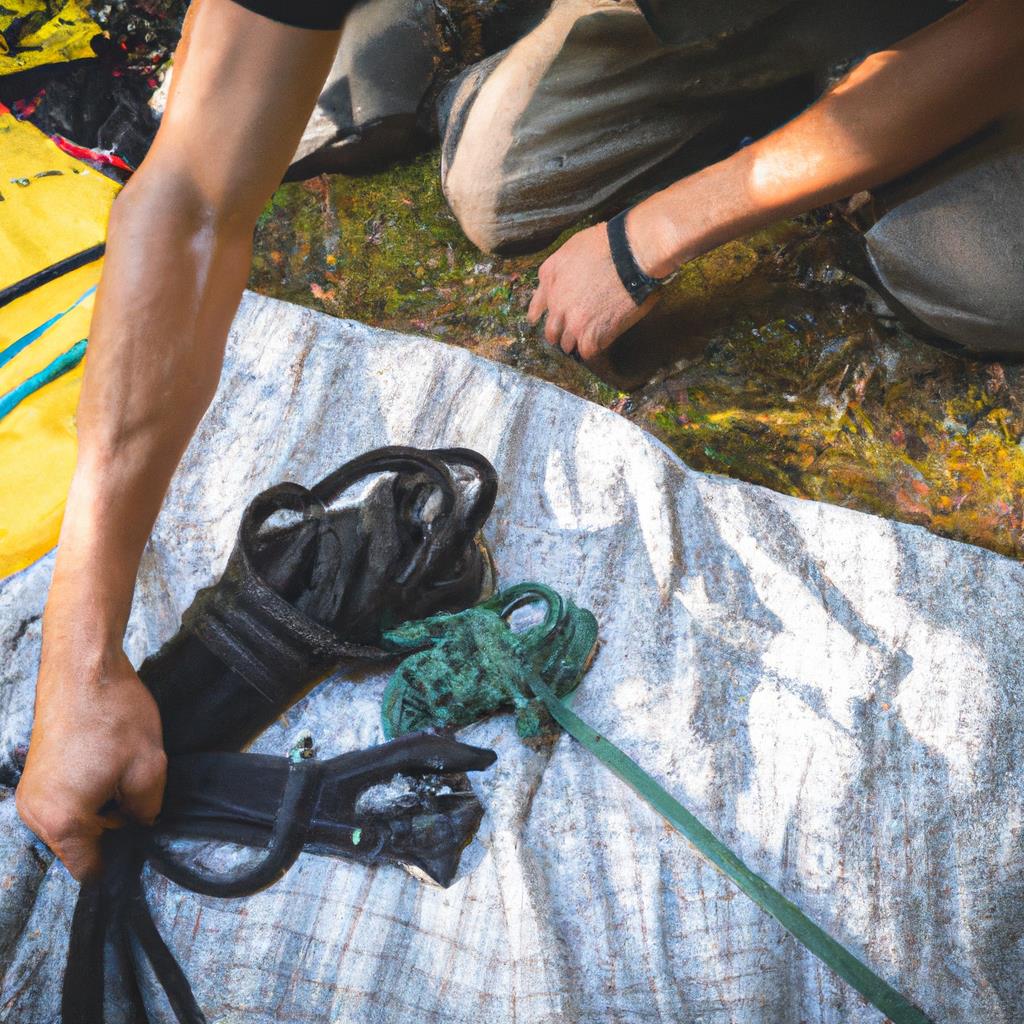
[14,798,51,857]
[578,330,601,362]
[559,326,579,355]
[544,313,564,347]
[527,280,548,324]
[117,749,167,826]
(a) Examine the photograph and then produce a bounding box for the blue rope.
[0,285,96,370]
[0,339,87,421]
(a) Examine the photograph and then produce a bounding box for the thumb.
[117,748,167,827]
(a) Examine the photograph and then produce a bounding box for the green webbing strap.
[524,669,933,1024]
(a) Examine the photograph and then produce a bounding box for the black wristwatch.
[607,208,674,306]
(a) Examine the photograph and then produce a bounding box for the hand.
[527,221,660,361]
[16,646,166,881]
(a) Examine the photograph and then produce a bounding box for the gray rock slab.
[1,290,1022,1023]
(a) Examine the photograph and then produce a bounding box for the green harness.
[381,583,934,1024]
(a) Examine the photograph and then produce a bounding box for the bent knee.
[441,147,557,255]
[865,135,1024,356]
[866,205,1024,357]
[441,166,508,254]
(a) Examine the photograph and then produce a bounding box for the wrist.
[622,198,681,280]
[41,587,127,664]
[626,148,760,278]
[45,508,139,653]
[36,626,127,709]
[49,459,152,615]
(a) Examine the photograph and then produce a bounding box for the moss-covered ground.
[251,153,1024,560]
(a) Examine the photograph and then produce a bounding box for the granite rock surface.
[1,292,1022,1023]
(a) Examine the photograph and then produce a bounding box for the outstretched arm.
[16,0,342,880]
[529,0,1024,359]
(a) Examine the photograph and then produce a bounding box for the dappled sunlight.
[737,681,854,864]
[895,620,995,771]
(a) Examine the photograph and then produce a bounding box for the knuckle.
[148,747,168,776]
[14,788,36,829]
[21,801,71,845]
[132,748,168,793]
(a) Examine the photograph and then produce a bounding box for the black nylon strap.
[607,210,667,306]
[147,761,317,898]
[0,243,105,310]
[61,735,497,1023]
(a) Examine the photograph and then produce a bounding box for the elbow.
[107,161,261,248]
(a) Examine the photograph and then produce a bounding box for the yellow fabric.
[0,106,119,285]
[0,113,117,579]
[0,0,102,76]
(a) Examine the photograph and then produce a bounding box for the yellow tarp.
[0,108,118,579]
[0,105,119,281]
[0,0,102,77]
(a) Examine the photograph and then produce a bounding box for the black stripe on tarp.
[0,243,105,310]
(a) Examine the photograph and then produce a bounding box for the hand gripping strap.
[63,762,315,1024]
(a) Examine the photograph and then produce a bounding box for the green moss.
[251,155,1024,561]
[251,154,609,402]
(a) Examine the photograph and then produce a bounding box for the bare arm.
[16,0,342,879]
[529,0,1024,359]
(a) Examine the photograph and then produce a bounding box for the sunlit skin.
[528,0,1024,360]
[15,0,342,881]
[16,0,1024,882]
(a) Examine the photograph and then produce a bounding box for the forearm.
[632,0,1024,276]
[43,174,252,660]
[18,0,344,883]
[39,0,342,671]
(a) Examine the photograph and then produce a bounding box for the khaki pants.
[865,121,1024,358]
[439,0,1023,356]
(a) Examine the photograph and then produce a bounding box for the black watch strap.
[607,209,670,306]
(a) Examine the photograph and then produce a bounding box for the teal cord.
[0,339,87,422]
[523,669,933,1024]
[0,285,95,370]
